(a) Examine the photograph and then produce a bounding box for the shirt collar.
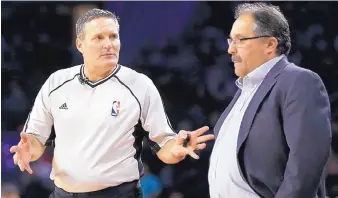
[236,55,283,90]
[79,64,121,88]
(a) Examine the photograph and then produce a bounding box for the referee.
[10,8,214,198]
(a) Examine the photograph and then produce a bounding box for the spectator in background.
[1,183,20,198]
[2,35,8,66]
[2,79,29,130]
[168,190,184,198]
[140,163,163,198]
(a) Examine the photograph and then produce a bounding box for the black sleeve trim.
[113,76,142,119]
[114,76,165,153]
[147,140,162,153]
[48,74,79,97]
[23,110,32,133]
[44,127,56,147]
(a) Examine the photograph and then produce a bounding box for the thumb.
[176,130,188,145]
[20,132,29,143]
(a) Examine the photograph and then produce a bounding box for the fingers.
[196,143,207,150]
[24,163,33,174]
[13,153,19,165]
[11,133,29,154]
[10,146,20,153]
[17,159,33,174]
[177,126,211,145]
[176,130,188,145]
[18,160,25,172]
[186,143,206,160]
[11,141,33,174]
[193,126,210,136]
[196,134,215,144]
[188,151,200,160]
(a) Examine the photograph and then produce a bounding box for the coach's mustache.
[232,56,242,62]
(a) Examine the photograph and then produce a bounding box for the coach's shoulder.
[283,63,323,87]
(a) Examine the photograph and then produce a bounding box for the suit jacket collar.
[213,56,291,151]
[236,55,284,91]
[236,56,290,154]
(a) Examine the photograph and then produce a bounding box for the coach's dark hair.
[76,8,119,39]
[235,3,291,55]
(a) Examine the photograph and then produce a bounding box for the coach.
[208,2,332,198]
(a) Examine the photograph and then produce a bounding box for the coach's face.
[228,13,276,78]
[76,17,121,70]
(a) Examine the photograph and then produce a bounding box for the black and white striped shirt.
[24,64,176,188]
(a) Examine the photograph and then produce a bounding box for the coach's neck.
[84,64,116,82]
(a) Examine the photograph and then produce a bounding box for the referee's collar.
[79,64,121,88]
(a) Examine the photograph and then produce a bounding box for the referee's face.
[77,17,121,70]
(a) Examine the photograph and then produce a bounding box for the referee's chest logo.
[111,101,121,116]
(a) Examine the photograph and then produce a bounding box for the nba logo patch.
[111,101,120,116]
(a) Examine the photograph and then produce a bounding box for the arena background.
[1,1,338,198]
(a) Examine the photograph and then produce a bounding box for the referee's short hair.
[76,8,120,39]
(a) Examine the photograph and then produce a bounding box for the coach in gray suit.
[208,2,332,198]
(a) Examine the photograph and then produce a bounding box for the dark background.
[2,1,338,198]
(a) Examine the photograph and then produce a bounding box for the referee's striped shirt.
[24,64,176,190]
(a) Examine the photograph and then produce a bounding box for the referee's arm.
[140,75,199,164]
[139,76,181,164]
[23,74,54,161]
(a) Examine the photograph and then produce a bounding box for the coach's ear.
[76,38,84,54]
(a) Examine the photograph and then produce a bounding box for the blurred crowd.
[2,2,338,198]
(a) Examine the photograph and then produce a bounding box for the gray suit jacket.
[213,57,332,198]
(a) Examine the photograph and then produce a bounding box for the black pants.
[49,181,143,198]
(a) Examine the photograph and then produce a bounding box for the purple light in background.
[2,132,20,171]
[104,1,198,66]
[6,159,15,169]
[2,143,11,156]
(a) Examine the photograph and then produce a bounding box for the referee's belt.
[54,180,142,197]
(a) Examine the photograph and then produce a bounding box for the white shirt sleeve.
[140,76,177,151]
[23,75,54,145]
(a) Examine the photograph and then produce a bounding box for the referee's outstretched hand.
[174,126,214,160]
[10,132,33,174]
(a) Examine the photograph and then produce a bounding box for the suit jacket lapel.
[213,90,241,139]
[236,57,290,154]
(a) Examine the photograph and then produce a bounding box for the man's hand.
[10,132,33,174]
[171,126,214,160]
